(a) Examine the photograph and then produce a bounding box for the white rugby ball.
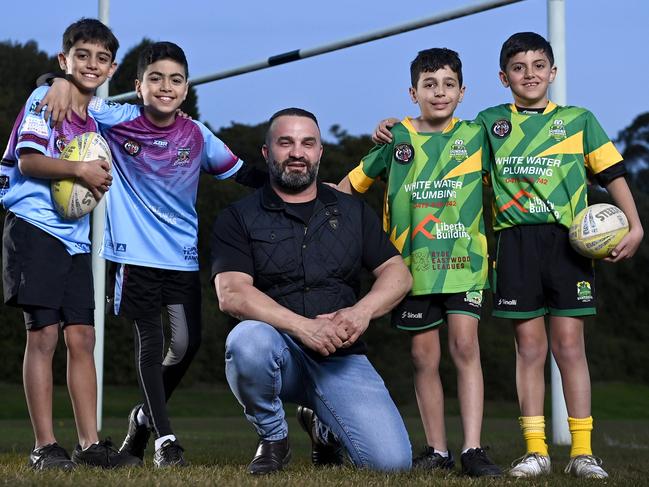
[569,203,629,259]
[51,132,112,219]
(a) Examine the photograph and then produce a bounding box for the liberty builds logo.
[412,214,471,241]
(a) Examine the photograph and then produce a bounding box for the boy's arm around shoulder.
[604,176,644,262]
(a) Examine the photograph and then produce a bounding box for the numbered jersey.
[476,102,623,231]
[1,86,97,254]
[88,97,243,271]
[348,118,489,295]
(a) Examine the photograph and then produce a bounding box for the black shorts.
[2,212,94,328]
[110,263,201,319]
[391,291,484,332]
[492,224,596,319]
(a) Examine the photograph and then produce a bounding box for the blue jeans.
[225,320,412,471]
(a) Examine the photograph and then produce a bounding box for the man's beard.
[268,156,319,193]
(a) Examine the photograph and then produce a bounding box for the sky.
[2,0,647,143]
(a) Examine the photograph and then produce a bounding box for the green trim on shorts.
[492,307,547,319]
[446,310,481,321]
[396,317,445,332]
[548,307,596,317]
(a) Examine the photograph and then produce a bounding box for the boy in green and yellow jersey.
[339,48,502,478]
[373,33,643,480]
[476,32,643,479]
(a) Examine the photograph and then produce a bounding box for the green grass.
[0,383,648,485]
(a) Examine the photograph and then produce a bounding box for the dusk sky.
[3,0,647,143]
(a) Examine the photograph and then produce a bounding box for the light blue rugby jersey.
[87,97,243,271]
[1,86,97,254]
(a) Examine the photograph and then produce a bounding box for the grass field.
[0,382,648,486]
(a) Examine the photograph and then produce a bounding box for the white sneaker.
[564,455,608,479]
[509,453,551,477]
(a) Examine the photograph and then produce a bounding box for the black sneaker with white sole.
[29,443,75,471]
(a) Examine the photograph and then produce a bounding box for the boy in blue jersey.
[43,41,263,467]
[1,18,141,470]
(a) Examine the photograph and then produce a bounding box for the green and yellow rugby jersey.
[476,102,623,231]
[348,117,489,295]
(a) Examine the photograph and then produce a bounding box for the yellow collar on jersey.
[402,116,459,134]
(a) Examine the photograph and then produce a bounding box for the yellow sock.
[568,416,593,457]
[519,416,548,456]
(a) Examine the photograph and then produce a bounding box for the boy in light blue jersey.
[1,18,140,470]
[43,41,262,468]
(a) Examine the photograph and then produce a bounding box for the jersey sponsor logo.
[401,311,423,320]
[413,214,471,242]
[498,297,517,306]
[549,119,567,140]
[464,290,483,307]
[491,119,512,138]
[153,139,168,148]
[394,143,414,164]
[115,243,127,252]
[22,115,49,138]
[576,280,593,302]
[55,135,68,153]
[174,147,191,166]
[122,139,141,156]
[183,246,198,262]
[450,139,468,162]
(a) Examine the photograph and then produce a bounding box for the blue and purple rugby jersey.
[1,86,97,254]
[87,97,243,271]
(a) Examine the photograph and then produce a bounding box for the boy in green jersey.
[476,32,643,480]
[338,48,502,478]
[372,33,643,480]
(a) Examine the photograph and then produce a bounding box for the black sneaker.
[28,443,75,471]
[412,446,455,470]
[296,405,344,466]
[72,439,143,468]
[153,439,187,468]
[460,447,503,477]
[119,404,151,460]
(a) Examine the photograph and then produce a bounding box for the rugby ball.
[569,203,629,259]
[51,132,112,219]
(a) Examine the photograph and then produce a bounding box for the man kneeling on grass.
[210,108,413,474]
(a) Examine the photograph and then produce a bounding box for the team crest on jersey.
[549,119,567,140]
[464,290,483,307]
[450,139,468,162]
[576,281,593,302]
[0,175,10,191]
[491,119,511,138]
[174,147,191,166]
[122,139,141,156]
[411,248,432,272]
[394,143,414,164]
[55,135,68,153]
